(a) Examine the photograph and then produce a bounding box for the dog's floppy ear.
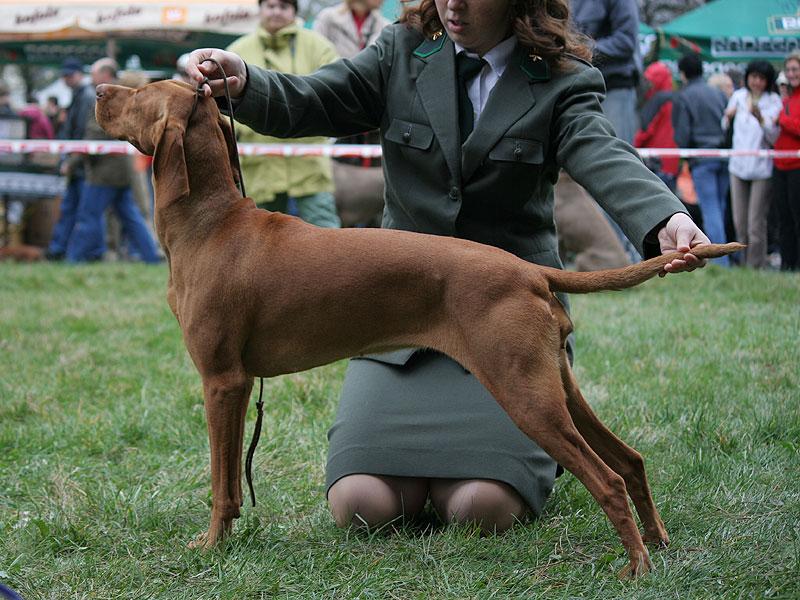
[217,112,241,190]
[149,92,193,210]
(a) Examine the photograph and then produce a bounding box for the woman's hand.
[656,212,711,276]
[723,106,737,121]
[751,104,763,124]
[183,49,248,98]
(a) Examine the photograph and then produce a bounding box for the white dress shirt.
[454,36,518,124]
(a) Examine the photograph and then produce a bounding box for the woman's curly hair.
[400,0,593,72]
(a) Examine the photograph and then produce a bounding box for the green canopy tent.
[380,0,402,21]
[656,0,800,71]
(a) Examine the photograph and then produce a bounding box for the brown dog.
[95,79,742,577]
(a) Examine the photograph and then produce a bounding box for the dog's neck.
[154,121,245,253]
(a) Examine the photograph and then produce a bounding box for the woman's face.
[785,58,800,89]
[747,72,767,95]
[435,0,512,56]
[260,0,296,35]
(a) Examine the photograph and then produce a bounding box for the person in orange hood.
[634,62,679,192]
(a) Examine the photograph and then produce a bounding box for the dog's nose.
[95,84,108,99]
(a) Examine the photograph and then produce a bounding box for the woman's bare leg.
[327,474,428,529]
[430,478,528,534]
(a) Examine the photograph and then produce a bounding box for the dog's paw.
[643,531,669,549]
[618,549,653,579]
[188,531,212,550]
[188,527,225,550]
[643,522,670,549]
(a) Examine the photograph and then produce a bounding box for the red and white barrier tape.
[0,140,798,159]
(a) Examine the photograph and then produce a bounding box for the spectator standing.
[0,81,22,245]
[725,68,744,93]
[634,61,679,192]
[571,0,642,142]
[44,96,63,134]
[46,58,94,261]
[65,58,160,263]
[19,96,55,140]
[776,70,789,100]
[313,0,390,59]
[708,73,734,100]
[722,60,782,269]
[314,0,391,226]
[0,80,13,116]
[227,0,341,227]
[673,52,730,266]
[561,0,643,264]
[772,52,800,271]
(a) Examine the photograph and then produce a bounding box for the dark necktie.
[456,53,487,144]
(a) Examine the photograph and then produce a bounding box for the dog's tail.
[540,242,745,294]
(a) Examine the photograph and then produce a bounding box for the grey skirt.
[325,350,558,516]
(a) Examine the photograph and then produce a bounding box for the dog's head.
[95,80,240,209]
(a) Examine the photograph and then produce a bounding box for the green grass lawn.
[1,263,798,599]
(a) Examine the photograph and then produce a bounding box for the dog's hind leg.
[189,368,253,549]
[558,349,669,548]
[466,329,651,577]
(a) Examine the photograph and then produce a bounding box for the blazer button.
[402,131,411,143]
[514,146,523,160]
[449,186,460,201]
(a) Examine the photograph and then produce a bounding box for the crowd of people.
[2,0,797,272]
[641,50,800,271]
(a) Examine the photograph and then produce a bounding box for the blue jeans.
[601,88,641,262]
[691,159,730,266]
[601,87,638,145]
[66,184,161,263]
[48,176,84,256]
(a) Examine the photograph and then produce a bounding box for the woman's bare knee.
[430,479,528,534]
[327,474,428,529]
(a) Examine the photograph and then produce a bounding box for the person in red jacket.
[635,61,680,192]
[772,51,800,271]
[19,95,55,140]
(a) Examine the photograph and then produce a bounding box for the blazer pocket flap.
[489,137,544,164]
[385,119,434,150]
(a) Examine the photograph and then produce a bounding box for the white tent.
[0,0,260,69]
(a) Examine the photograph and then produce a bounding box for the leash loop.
[245,378,265,507]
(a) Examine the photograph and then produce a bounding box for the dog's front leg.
[189,370,253,549]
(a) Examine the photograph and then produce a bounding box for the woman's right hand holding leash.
[184,49,248,99]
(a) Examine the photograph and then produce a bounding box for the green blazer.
[232,23,687,363]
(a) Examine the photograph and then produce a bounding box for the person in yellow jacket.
[227,0,341,227]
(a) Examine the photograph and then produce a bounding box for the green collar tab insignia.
[413,30,447,58]
[520,52,550,81]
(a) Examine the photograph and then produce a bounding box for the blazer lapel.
[414,38,461,183]
[461,46,546,182]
